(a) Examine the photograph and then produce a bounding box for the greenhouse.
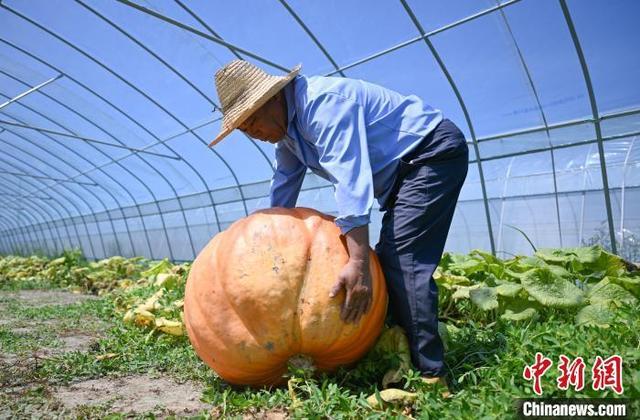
[1,0,638,418]
[1,0,637,261]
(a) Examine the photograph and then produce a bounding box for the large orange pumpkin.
[184,207,387,386]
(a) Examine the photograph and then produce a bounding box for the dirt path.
[0,289,215,418]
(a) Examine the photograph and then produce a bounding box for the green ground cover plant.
[0,245,638,418]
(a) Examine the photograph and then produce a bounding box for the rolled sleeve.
[304,93,375,235]
[269,142,306,208]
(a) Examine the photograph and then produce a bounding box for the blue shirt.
[269,74,443,234]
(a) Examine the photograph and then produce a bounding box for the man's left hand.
[329,257,372,324]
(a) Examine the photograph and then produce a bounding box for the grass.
[1,279,639,418]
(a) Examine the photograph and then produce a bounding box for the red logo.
[557,355,586,391]
[524,354,624,395]
[523,352,553,395]
[592,355,624,395]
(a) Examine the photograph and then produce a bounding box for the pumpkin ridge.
[289,212,317,362]
[215,218,272,354]
[317,250,387,359]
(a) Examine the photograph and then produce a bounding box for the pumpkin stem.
[287,354,316,377]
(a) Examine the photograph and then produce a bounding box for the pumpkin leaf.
[575,302,616,327]
[608,276,640,298]
[587,277,638,305]
[521,267,585,308]
[501,307,538,322]
[374,326,412,388]
[469,287,499,311]
[448,254,484,276]
[434,272,471,290]
[495,282,523,298]
[451,284,482,300]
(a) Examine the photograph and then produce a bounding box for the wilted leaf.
[366,389,417,409]
[95,353,118,361]
[154,273,179,289]
[521,267,585,308]
[373,326,412,388]
[155,317,184,336]
[133,308,155,326]
[141,258,172,278]
[469,287,499,311]
[452,284,482,300]
[138,290,164,312]
[435,273,471,290]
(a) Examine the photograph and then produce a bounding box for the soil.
[2,289,99,307]
[0,289,220,418]
[52,374,212,416]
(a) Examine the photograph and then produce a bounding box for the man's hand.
[330,258,372,323]
[328,225,372,324]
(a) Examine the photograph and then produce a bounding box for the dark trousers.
[375,119,468,377]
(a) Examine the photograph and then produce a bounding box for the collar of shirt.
[281,76,314,165]
[283,77,298,131]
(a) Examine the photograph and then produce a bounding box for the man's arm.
[269,141,306,208]
[330,225,371,323]
[303,93,375,324]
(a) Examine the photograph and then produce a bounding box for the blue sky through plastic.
[0,0,639,257]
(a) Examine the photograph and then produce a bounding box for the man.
[209,60,468,386]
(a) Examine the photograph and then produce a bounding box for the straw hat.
[209,60,301,147]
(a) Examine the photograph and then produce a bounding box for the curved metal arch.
[619,136,637,255]
[0,81,152,258]
[496,3,564,247]
[171,0,278,172]
[0,38,192,259]
[0,119,120,257]
[0,137,101,257]
[0,128,100,257]
[1,206,42,254]
[74,0,265,251]
[0,105,133,255]
[0,152,73,254]
[0,214,24,252]
[276,0,346,77]
[2,216,31,255]
[0,220,14,253]
[78,0,274,175]
[559,0,617,254]
[115,0,290,72]
[0,9,251,259]
[0,40,180,261]
[0,167,71,255]
[325,0,523,77]
[0,217,19,253]
[0,169,91,258]
[1,195,53,255]
[398,0,496,254]
[68,1,253,223]
[2,216,30,255]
